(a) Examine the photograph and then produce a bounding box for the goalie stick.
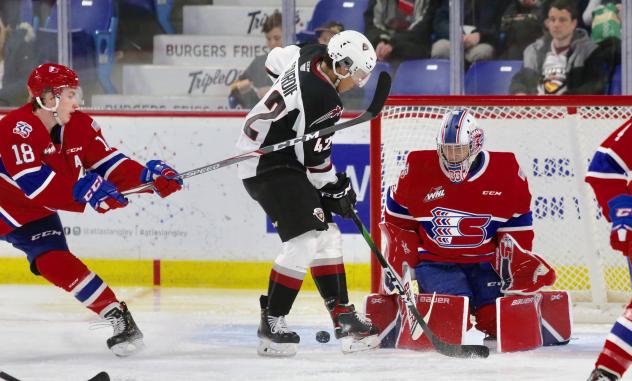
[349,209,490,359]
[0,371,109,381]
[122,71,392,196]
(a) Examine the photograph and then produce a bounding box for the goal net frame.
[369,95,632,321]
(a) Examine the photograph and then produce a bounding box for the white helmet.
[327,30,376,87]
[436,109,485,183]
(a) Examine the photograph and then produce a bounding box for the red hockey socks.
[474,303,497,338]
[594,303,632,378]
[35,250,119,315]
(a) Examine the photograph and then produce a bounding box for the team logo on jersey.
[311,105,343,127]
[313,208,325,222]
[423,186,445,202]
[43,143,56,155]
[429,207,492,248]
[13,121,33,138]
[299,61,311,72]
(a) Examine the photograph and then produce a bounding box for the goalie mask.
[436,109,485,183]
[327,30,377,88]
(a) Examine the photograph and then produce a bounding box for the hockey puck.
[316,330,330,343]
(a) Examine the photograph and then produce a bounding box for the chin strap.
[36,95,63,125]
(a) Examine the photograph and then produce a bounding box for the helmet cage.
[436,110,484,183]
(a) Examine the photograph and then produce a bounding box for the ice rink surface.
[0,285,627,381]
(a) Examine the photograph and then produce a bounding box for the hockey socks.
[311,261,349,305]
[35,250,118,315]
[594,305,632,379]
[267,267,304,316]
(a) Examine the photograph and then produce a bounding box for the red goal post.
[369,96,632,320]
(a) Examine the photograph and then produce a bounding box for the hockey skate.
[257,295,300,357]
[587,368,619,381]
[325,297,380,353]
[103,301,144,357]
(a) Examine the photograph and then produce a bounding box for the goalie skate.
[257,295,300,357]
[103,302,144,357]
[325,297,380,353]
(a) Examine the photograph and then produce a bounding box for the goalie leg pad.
[539,290,572,346]
[496,294,543,352]
[364,293,399,348]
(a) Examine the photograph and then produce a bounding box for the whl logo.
[430,207,491,248]
[423,186,445,203]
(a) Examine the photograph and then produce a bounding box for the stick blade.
[87,372,110,381]
[366,71,392,116]
[432,339,490,358]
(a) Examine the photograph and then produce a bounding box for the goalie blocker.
[368,223,570,352]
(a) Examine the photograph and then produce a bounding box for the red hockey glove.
[493,234,556,294]
[140,160,183,198]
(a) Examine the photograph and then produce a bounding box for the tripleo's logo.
[313,208,325,222]
[13,121,33,138]
[423,186,445,203]
[430,207,492,248]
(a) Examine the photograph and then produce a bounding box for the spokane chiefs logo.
[13,121,33,138]
[430,207,492,248]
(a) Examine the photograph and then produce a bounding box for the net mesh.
[376,102,632,309]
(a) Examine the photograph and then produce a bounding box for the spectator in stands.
[229,11,283,109]
[509,0,608,95]
[0,10,37,106]
[316,21,345,45]
[431,0,506,64]
[583,0,622,85]
[364,0,438,63]
[498,0,546,60]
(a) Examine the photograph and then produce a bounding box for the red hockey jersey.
[384,150,534,263]
[585,118,632,219]
[0,104,145,235]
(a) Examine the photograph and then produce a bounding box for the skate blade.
[257,339,297,357]
[111,338,145,357]
[340,334,380,354]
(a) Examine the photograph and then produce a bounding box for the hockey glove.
[607,194,632,254]
[140,160,183,198]
[73,172,128,213]
[493,234,556,294]
[320,173,357,219]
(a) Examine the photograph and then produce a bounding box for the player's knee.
[35,250,90,291]
[277,230,320,272]
[315,223,342,259]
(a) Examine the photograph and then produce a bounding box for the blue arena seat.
[39,0,118,94]
[20,0,39,27]
[361,61,391,108]
[297,0,370,43]
[391,59,450,95]
[464,60,523,95]
[122,0,175,34]
[609,64,622,95]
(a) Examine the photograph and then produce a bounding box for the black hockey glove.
[320,173,357,219]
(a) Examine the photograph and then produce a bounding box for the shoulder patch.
[13,121,33,138]
[91,119,101,132]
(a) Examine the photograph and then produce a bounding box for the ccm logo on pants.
[31,230,63,241]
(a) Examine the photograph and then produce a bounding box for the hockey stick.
[0,371,108,381]
[0,372,20,381]
[349,209,490,358]
[121,71,392,196]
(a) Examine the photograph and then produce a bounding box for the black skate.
[103,301,144,357]
[587,368,619,381]
[257,295,300,357]
[325,297,380,353]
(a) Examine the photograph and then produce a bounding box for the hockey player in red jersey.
[382,109,556,342]
[0,63,182,356]
[585,119,632,381]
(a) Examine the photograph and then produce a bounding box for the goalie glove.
[607,194,632,255]
[493,234,556,294]
[320,173,357,219]
[379,222,421,295]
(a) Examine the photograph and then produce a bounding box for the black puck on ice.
[316,330,330,343]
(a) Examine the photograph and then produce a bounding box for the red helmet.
[27,63,79,98]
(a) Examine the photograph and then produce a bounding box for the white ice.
[0,285,626,381]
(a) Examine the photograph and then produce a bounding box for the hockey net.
[369,96,632,322]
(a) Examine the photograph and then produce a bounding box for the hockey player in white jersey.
[236,30,379,357]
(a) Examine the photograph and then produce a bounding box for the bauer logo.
[511,297,535,306]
